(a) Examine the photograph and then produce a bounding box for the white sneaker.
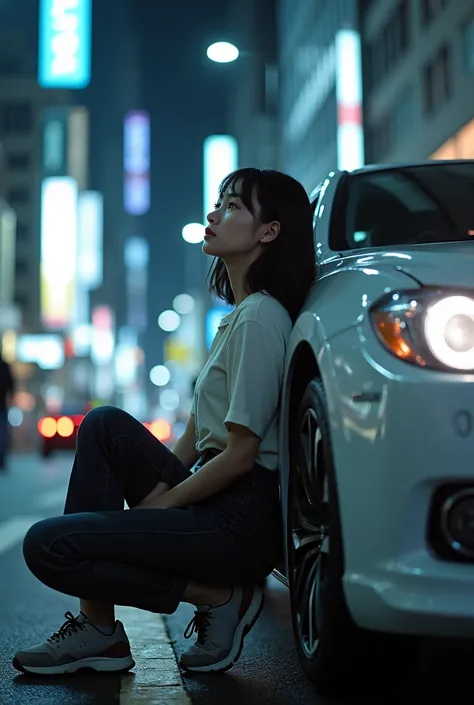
[180,585,264,673]
[12,611,135,675]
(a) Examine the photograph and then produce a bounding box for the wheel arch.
[288,343,322,439]
[278,341,322,576]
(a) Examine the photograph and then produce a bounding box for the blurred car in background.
[38,403,174,457]
[37,402,91,458]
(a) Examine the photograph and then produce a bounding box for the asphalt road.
[167,578,328,705]
[1,452,474,705]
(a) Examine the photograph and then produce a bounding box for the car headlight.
[370,290,474,372]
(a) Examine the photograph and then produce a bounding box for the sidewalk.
[116,606,190,704]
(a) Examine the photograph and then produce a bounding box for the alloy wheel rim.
[291,407,329,658]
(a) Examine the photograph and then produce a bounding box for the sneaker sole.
[12,654,135,676]
[180,586,264,673]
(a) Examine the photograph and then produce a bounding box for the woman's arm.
[150,423,259,508]
[172,413,199,471]
[159,317,285,507]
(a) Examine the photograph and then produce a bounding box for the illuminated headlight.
[370,291,474,372]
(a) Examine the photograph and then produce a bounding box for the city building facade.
[277,0,362,193]
[226,0,279,170]
[361,0,474,163]
[0,74,72,332]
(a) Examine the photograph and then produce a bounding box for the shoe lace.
[47,611,86,644]
[184,609,212,644]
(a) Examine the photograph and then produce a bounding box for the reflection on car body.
[275,160,474,692]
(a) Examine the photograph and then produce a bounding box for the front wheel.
[287,379,404,693]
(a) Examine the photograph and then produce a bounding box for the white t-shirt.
[191,292,292,471]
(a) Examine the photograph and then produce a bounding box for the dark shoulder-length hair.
[207,167,317,322]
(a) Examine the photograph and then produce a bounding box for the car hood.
[346,242,474,288]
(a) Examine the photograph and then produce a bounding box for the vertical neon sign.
[38,0,92,89]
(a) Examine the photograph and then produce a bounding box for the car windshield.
[333,162,474,250]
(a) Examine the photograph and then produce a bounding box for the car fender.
[278,265,420,572]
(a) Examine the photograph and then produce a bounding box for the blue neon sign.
[206,305,234,350]
[38,0,92,89]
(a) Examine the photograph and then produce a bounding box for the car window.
[331,163,474,250]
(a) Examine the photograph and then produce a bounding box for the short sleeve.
[224,320,286,439]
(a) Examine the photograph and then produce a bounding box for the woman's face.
[202,185,265,260]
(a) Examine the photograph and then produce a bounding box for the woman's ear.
[260,220,280,244]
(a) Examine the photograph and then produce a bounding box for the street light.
[206,41,239,64]
[149,365,170,387]
[173,293,195,315]
[160,389,180,411]
[182,222,205,244]
[157,310,180,332]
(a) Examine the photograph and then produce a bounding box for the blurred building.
[0,34,72,333]
[0,123,17,341]
[223,0,364,191]
[226,0,279,169]
[0,189,17,343]
[361,0,474,163]
[277,0,363,193]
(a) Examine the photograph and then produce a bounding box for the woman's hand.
[150,424,260,509]
[134,493,170,510]
[135,424,260,510]
[133,482,171,510]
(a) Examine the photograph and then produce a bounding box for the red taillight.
[56,416,75,438]
[38,417,57,438]
[38,414,83,439]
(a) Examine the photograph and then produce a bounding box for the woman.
[13,167,316,676]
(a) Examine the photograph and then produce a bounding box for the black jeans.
[23,406,282,614]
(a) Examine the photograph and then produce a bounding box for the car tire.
[287,378,411,693]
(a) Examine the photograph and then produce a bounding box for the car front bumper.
[326,323,474,637]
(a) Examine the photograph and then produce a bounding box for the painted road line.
[117,606,190,704]
[0,516,44,558]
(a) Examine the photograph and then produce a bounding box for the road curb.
[117,606,190,704]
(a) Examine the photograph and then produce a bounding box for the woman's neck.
[224,251,261,306]
[224,261,246,307]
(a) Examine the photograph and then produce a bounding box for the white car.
[274,159,474,691]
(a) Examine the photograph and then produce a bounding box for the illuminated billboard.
[335,29,364,172]
[38,0,92,89]
[203,135,238,223]
[77,190,103,289]
[41,106,89,189]
[0,200,16,304]
[206,305,234,350]
[41,177,78,329]
[91,305,114,365]
[17,335,64,370]
[68,106,89,189]
[42,107,68,175]
[124,111,150,215]
[124,236,149,331]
